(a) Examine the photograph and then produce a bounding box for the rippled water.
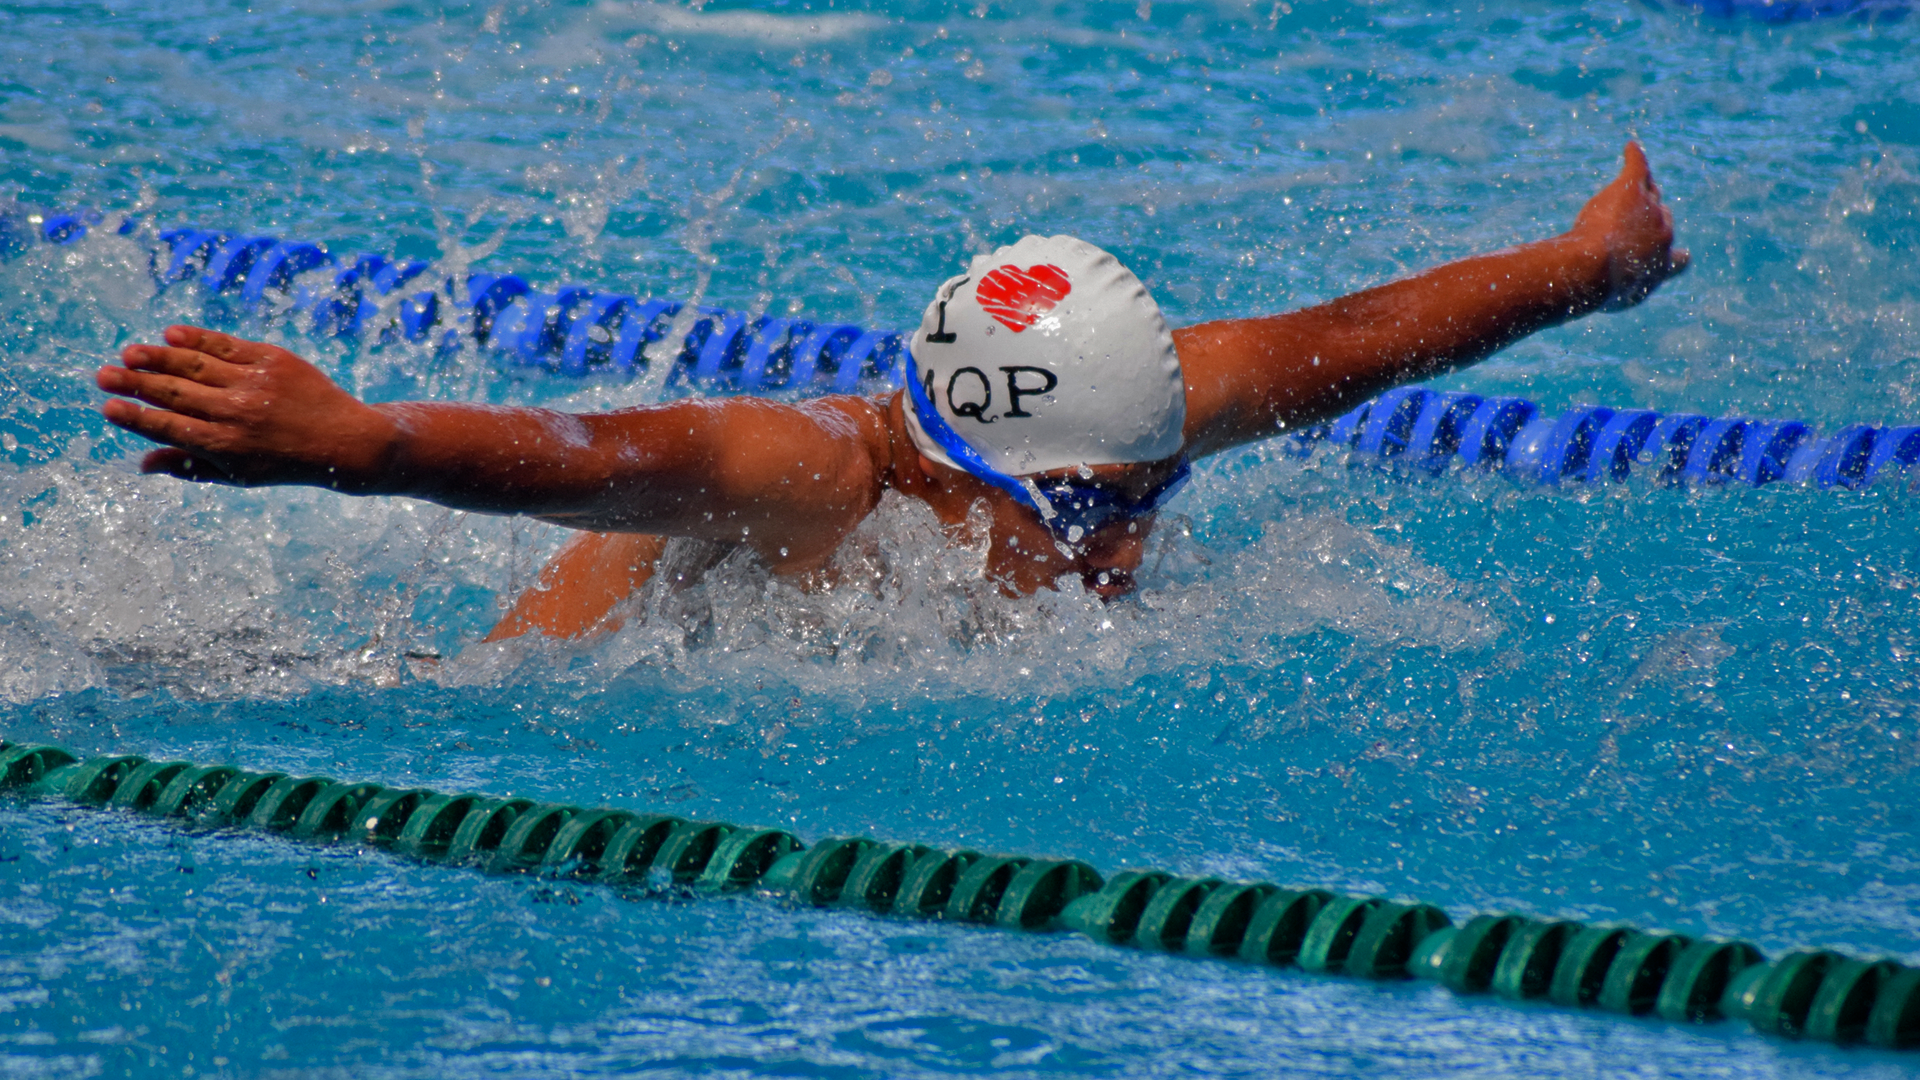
[3,0,1920,1076]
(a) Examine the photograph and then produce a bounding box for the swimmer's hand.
[1568,141,1689,311]
[97,326,398,490]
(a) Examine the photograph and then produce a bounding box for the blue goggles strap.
[903,349,1058,522]
[904,348,1188,538]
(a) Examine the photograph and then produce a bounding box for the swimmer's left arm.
[1175,142,1688,458]
[96,327,890,570]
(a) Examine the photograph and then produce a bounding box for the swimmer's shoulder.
[785,391,908,491]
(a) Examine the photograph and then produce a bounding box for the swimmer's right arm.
[1175,142,1690,458]
[483,530,669,641]
[96,326,890,571]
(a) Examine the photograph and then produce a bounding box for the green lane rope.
[3,739,1916,1050]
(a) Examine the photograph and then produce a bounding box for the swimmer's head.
[902,235,1185,478]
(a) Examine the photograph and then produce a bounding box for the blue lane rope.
[1685,0,1909,21]
[0,207,906,397]
[159,222,908,396]
[1305,389,1920,492]
[5,207,1916,491]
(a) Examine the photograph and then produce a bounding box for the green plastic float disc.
[1438,914,1526,993]
[1866,965,1920,1048]
[245,775,336,831]
[1058,871,1168,943]
[943,856,1032,923]
[538,810,637,875]
[1719,958,1774,1022]
[203,771,287,824]
[393,793,484,858]
[26,762,83,797]
[26,762,84,797]
[0,744,76,789]
[696,828,802,892]
[836,843,929,912]
[1490,920,1582,1000]
[489,804,583,873]
[1345,902,1452,980]
[1742,950,1839,1038]
[758,849,810,893]
[1182,883,1276,958]
[58,755,148,806]
[594,814,685,882]
[892,849,980,917]
[1238,888,1332,967]
[1596,932,1691,1015]
[110,760,194,811]
[1131,877,1223,952]
[1549,926,1630,1008]
[1299,896,1386,975]
[353,788,433,844]
[765,836,871,901]
[150,765,240,818]
[1654,938,1765,1023]
[1409,927,1457,980]
[291,781,389,840]
[651,821,737,883]
[994,859,1101,931]
[443,797,535,863]
[1804,958,1900,1044]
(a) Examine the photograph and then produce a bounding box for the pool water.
[4,0,1920,1076]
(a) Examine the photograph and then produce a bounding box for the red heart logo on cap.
[975,264,1072,333]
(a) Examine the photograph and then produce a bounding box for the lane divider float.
[2,738,1916,1052]
[0,208,904,397]
[1304,388,1920,492]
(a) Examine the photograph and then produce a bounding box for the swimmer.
[96,143,1686,640]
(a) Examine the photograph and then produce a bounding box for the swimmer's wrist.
[1543,230,1615,316]
[345,402,413,496]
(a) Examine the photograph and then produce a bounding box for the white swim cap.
[903,235,1184,476]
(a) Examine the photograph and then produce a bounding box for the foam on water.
[3,0,1920,1076]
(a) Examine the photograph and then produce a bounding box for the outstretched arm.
[1176,142,1689,458]
[95,328,889,570]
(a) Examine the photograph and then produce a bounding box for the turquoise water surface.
[4,1,1920,1076]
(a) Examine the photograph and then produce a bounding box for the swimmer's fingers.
[1603,243,1691,311]
[1641,198,1689,281]
[101,397,232,456]
[1650,174,1687,277]
[1612,142,1671,222]
[138,448,244,486]
[97,364,241,421]
[1620,140,1651,187]
[162,324,277,365]
[119,341,244,387]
